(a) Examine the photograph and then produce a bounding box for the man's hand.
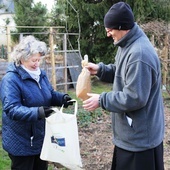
[83,93,100,111]
[85,63,99,75]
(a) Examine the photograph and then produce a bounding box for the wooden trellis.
[0,26,81,92]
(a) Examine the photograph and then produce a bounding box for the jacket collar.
[7,63,45,80]
[114,23,144,48]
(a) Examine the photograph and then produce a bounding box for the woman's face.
[21,53,42,71]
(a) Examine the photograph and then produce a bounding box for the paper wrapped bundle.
[76,55,91,101]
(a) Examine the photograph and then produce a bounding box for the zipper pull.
[30,136,34,146]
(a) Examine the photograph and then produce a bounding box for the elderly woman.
[0,35,72,170]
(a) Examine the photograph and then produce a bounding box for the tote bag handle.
[60,99,78,116]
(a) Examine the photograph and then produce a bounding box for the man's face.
[105,28,128,43]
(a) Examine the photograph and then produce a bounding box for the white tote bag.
[40,100,83,170]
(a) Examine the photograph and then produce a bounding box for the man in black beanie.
[83,2,164,170]
[104,2,134,30]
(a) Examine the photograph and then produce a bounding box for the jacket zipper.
[30,124,34,147]
[30,136,34,147]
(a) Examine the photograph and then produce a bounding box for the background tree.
[12,0,48,42]
[51,0,116,63]
[50,0,170,64]
[126,0,170,23]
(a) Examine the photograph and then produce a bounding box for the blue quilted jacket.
[0,63,65,156]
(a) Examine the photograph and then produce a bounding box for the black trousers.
[8,154,48,170]
[111,142,164,170]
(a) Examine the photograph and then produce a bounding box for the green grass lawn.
[0,148,10,170]
[0,79,112,169]
[0,102,11,170]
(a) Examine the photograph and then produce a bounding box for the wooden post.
[49,27,56,90]
[6,26,11,61]
[161,34,169,90]
[164,34,169,89]
[163,48,167,87]
[151,34,154,45]
[63,33,67,93]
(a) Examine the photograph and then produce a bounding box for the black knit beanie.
[104,2,135,30]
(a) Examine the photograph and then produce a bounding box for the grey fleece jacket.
[97,23,164,152]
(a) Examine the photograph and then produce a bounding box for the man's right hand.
[85,62,99,75]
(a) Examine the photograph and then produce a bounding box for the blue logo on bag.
[51,136,65,147]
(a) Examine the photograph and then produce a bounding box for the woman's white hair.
[11,35,47,66]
